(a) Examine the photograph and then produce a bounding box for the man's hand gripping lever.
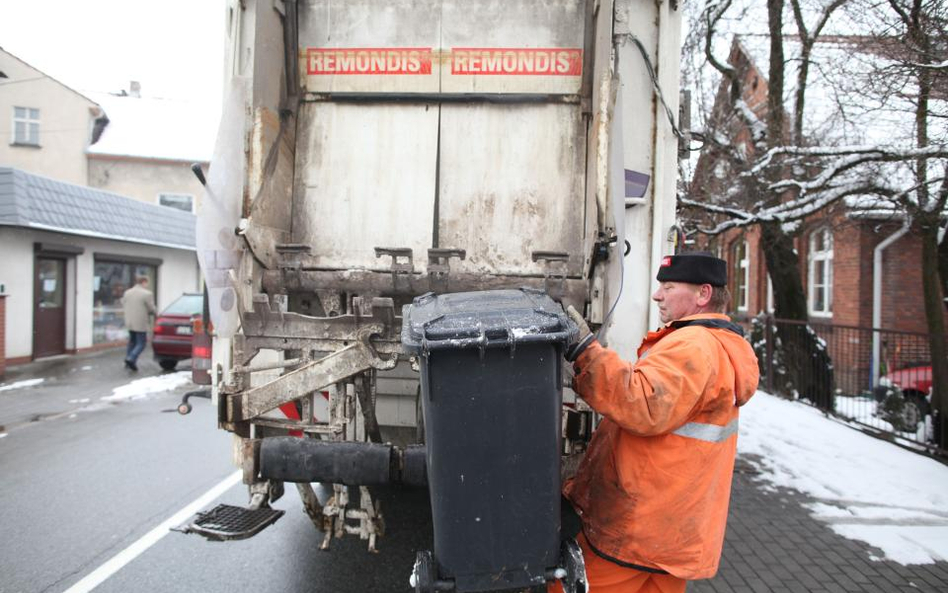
[565,306,595,363]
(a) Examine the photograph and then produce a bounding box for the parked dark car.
[152,293,203,371]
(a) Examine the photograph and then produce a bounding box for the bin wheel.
[410,550,437,593]
[415,385,425,444]
[178,402,193,415]
[560,538,588,593]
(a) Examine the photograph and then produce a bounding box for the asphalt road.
[0,349,433,593]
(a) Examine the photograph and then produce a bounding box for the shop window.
[12,106,40,146]
[158,193,194,213]
[92,261,157,344]
[808,228,833,316]
[732,240,749,312]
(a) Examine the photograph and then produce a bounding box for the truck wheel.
[159,359,178,371]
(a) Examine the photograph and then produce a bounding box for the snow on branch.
[683,179,878,235]
[751,144,948,174]
[686,174,948,236]
[735,99,768,146]
[911,59,948,70]
[679,197,754,222]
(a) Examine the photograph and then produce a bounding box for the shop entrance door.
[33,257,67,358]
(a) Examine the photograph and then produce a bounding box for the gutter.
[872,220,910,386]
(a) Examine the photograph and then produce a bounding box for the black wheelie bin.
[402,288,580,593]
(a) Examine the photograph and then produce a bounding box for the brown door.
[33,257,67,358]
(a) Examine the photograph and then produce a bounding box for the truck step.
[177,504,284,541]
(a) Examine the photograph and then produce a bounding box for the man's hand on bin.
[565,305,595,362]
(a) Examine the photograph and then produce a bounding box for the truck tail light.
[191,325,213,385]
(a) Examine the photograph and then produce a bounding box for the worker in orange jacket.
[553,252,759,593]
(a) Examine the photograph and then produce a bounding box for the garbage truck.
[183,0,684,591]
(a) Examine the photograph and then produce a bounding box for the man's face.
[652,281,703,324]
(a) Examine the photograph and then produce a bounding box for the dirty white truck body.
[197,0,682,555]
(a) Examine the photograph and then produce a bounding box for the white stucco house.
[0,167,200,363]
[0,47,103,186]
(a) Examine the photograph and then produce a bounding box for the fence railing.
[752,316,941,453]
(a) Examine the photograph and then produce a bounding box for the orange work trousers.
[548,534,687,593]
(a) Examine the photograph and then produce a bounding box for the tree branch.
[703,0,737,81]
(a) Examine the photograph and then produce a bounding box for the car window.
[161,294,203,316]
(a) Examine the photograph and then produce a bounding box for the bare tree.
[842,0,948,445]
[682,0,855,406]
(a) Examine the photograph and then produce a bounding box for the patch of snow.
[81,366,93,371]
[86,92,218,162]
[0,378,45,393]
[68,398,91,404]
[0,433,7,439]
[102,372,190,402]
[739,391,948,565]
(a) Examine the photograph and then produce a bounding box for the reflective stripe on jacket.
[564,313,759,580]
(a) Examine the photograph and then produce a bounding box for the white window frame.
[734,240,749,312]
[157,193,195,213]
[12,106,40,146]
[808,227,834,317]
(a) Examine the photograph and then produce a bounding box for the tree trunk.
[759,221,835,409]
[920,222,948,448]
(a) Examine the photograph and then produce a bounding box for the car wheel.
[159,359,178,371]
[899,398,923,430]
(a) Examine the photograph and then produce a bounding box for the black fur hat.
[656,251,727,286]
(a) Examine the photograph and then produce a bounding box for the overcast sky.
[0,0,226,107]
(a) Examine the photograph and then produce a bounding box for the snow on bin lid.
[401,288,576,353]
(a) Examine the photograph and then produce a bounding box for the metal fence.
[752,316,940,453]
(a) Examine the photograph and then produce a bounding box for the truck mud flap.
[175,504,284,541]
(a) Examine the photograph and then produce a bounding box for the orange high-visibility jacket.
[564,313,759,580]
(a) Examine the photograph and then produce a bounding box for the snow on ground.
[0,378,45,393]
[739,391,948,565]
[102,372,191,402]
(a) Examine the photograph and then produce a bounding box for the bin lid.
[401,288,576,353]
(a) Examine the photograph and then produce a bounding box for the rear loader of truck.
[184,1,683,591]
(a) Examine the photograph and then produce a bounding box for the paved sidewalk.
[692,457,948,593]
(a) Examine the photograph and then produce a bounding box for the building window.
[12,106,40,146]
[732,240,749,312]
[92,260,157,344]
[808,227,833,316]
[158,193,194,213]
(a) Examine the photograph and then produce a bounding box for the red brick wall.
[878,230,938,334]
[830,222,866,327]
[0,295,6,378]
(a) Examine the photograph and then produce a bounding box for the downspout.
[872,220,910,386]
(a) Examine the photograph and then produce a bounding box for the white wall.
[0,51,98,186]
[0,228,36,359]
[0,227,199,360]
[87,157,206,212]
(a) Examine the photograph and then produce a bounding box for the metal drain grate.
[179,504,285,541]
